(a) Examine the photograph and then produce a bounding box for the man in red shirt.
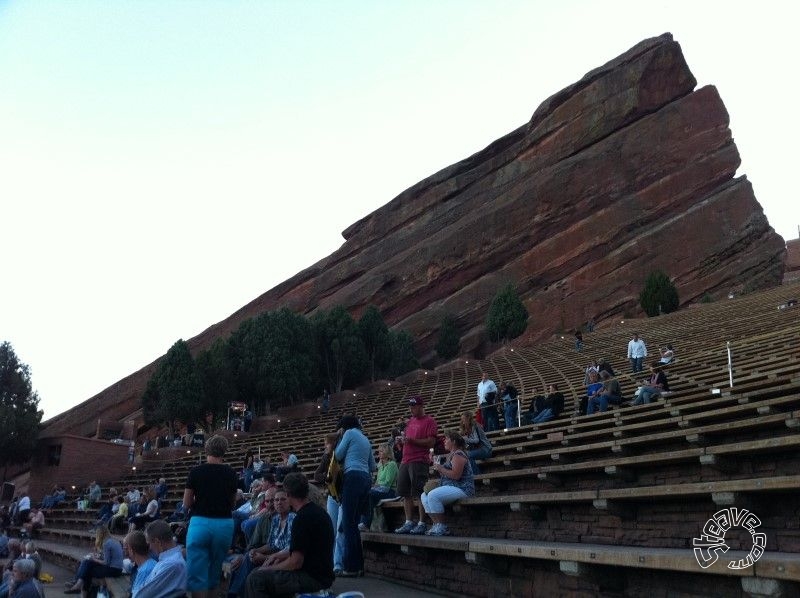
[394,396,438,535]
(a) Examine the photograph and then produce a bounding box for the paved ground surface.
[329,575,449,597]
[32,544,448,598]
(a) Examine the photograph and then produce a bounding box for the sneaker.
[357,523,368,532]
[409,522,427,535]
[394,521,415,534]
[426,523,450,536]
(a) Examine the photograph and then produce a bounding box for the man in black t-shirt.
[244,473,334,598]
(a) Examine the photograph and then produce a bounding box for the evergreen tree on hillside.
[0,341,43,468]
[312,306,367,393]
[228,309,318,414]
[141,339,205,438]
[435,314,461,360]
[386,330,419,378]
[640,270,680,317]
[358,305,391,382]
[486,284,528,342]
[195,338,238,426]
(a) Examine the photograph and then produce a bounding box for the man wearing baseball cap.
[394,396,438,535]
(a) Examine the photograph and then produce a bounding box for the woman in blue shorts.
[183,434,239,598]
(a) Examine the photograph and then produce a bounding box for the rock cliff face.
[42,34,785,436]
[785,239,800,283]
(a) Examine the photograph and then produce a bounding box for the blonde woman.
[64,526,123,594]
[358,444,399,531]
[459,411,491,474]
[183,434,238,598]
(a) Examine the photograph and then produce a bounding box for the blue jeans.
[630,357,644,373]
[360,487,397,527]
[633,387,661,405]
[232,502,256,546]
[587,395,608,414]
[421,485,469,514]
[480,403,499,432]
[467,445,492,475]
[76,558,122,586]
[242,468,254,491]
[227,553,256,597]
[241,516,259,542]
[531,408,554,424]
[340,471,371,573]
[326,496,344,570]
[503,401,518,428]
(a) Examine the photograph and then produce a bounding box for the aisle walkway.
[34,539,448,598]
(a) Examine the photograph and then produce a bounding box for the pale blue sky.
[1,1,796,419]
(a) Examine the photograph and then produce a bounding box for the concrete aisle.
[33,542,448,598]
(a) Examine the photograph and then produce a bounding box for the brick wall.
[364,544,750,597]
[28,436,132,501]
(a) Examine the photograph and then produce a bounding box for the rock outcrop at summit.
[43,34,785,437]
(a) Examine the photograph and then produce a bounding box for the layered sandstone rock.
[43,33,785,436]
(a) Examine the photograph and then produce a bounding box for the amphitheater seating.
[359,534,800,583]
[34,281,800,596]
[34,538,131,598]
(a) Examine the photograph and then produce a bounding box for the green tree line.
[141,305,419,432]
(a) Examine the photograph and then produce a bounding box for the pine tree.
[0,341,44,467]
[486,284,528,342]
[358,305,391,381]
[640,270,679,317]
[436,315,461,360]
[386,330,419,377]
[141,339,205,438]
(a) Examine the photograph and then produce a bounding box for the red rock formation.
[785,238,800,283]
[42,33,785,436]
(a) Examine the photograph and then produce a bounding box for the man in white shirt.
[627,332,648,373]
[88,481,102,505]
[15,494,31,526]
[126,487,142,513]
[477,372,499,432]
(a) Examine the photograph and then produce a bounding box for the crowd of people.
[0,330,681,596]
[468,331,674,422]
[0,434,332,598]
